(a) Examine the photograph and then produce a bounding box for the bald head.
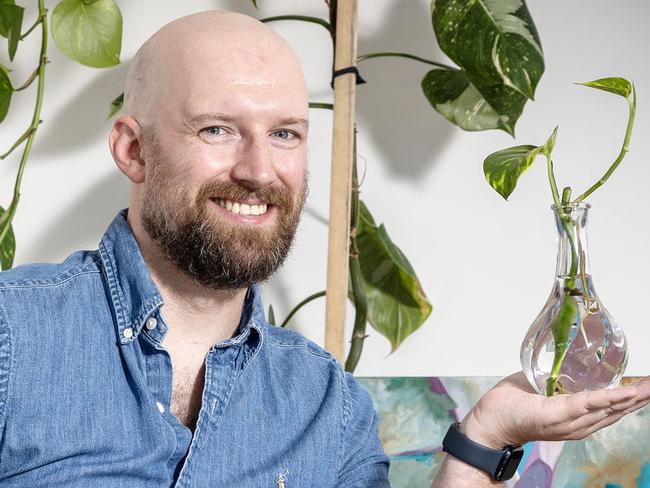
[122,10,308,130]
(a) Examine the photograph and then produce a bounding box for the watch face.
[496,447,525,481]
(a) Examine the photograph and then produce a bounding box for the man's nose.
[230,137,278,191]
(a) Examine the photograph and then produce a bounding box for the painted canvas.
[358,377,650,488]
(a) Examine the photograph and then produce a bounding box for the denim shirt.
[0,210,389,487]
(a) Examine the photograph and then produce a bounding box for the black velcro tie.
[330,66,366,88]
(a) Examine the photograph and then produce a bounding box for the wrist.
[460,411,513,450]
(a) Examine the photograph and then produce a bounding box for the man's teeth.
[218,199,268,216]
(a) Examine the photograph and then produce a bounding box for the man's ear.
[109,116,147,184]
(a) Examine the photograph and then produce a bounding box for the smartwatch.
[442,422,524,481]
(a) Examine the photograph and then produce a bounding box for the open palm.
[463,372,650,448]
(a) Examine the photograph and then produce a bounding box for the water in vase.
[520,204,628,395]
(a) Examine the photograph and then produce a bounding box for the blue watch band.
[442,422,524,481]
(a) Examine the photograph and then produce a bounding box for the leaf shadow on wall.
[356,1,455,179]
[29,59,130,162]
[23,172,129,263]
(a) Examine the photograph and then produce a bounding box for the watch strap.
[442,422,521,480]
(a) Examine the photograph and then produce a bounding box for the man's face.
[138,43,309,289]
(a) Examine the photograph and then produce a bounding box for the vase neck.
[553,204,591,280]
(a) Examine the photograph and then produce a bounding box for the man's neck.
[128,213,246,348]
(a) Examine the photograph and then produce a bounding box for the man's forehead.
[171,62,309,123]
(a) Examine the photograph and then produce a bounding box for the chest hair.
[171,364,205,432]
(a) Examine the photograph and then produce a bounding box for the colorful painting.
[359,377,650,488]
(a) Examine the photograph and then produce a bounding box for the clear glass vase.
[520,203,628,396]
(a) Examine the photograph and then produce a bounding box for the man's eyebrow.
[186,112,237,126]
[186,113,309,130]
[277,117,309,130]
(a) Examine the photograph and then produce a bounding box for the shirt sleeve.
[337,370,391,487]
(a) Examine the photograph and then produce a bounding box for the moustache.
[196,180,293,210]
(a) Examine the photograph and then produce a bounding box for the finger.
[576,410,627,439]
[611,392,650,411]
[569,406,622,434]
[562,386,640,421]
[615,398,650,415]
[569,397,650,436]
[582,386,638,410]
[585,381,650,412]
[630,377,650,401]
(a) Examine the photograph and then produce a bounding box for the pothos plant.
[0,0,123,269]
[2,0,545,372]
[483,77,636,395]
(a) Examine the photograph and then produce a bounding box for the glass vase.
[520,203,628,396]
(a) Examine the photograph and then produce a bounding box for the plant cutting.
[483,77,636,396]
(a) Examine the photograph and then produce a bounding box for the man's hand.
[432,373,650,487]
[462,372,650,449]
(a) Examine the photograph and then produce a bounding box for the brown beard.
[140,148,308,290]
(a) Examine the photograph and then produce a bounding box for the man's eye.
[273,129,294,140]
[202,127,225,137]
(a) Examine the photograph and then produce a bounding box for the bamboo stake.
[324,0,359,363]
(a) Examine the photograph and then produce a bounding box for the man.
[0,10,648,488]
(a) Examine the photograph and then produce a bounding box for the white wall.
[1,0,648,377]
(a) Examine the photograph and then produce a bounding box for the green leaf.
[483,144,541,199]
[422,68,524,134]
[0,2,24,61]
[267,304,276,325]
[433,0,543,99]
[0,0,16,37]
[431,0,544,133]
[51,0,122,68]
[251,0,258,7]
[540,125,558,157]
[577,77,633,99]
[108,92,123,118]
[355,201,432,352]
[0,206,15,270]
[0,65,13,123]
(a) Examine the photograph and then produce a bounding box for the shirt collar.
[98,209,266,349]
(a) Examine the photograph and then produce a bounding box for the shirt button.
[145,317,158,330]
[122,328,134,339]
[156,401,165,414]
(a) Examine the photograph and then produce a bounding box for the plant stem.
[260,15,332,34]
[357,52,455,70]
[0,1,47,246]
[309,102,334,110]
[15,66,39,91]
[545,204,580,396]
[279,290,326,328]
[573,88,637,203]
[544,152,583,396]
[0,126,36,160]
[20,12,44,40]
[345,130,368,374]
[545,155,562,208]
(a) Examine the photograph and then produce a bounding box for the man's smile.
[215,198,269,216]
